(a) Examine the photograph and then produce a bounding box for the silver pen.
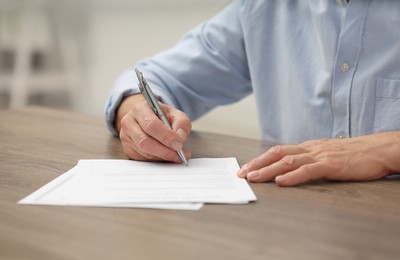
[134,68,189,166]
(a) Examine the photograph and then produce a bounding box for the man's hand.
[237,132,400,186]
[116,94,192,163]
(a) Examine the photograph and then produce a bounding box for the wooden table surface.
[1,106,399,260]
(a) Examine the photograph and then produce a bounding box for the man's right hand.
[116,94,192,163]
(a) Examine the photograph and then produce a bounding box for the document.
[19,167,203,210]
[19,158,256,210]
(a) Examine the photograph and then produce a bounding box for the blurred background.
[0,0,259,139]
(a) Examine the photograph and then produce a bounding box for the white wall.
[82,1,259,139]
[1,0,260,139]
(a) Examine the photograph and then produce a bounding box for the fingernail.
[275,175,286,186]
[247,171,260,181]
[177,128,187,140]
[171,141,182,151]
[237,164,249,177]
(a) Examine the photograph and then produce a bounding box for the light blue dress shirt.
[105,0,400,144]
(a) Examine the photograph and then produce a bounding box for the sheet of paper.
[19,168,203,210]
[69,158,256,204]
[19,158,256,209]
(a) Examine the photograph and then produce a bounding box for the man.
[105,0,400,186]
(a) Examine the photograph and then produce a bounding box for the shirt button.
[340,63,350,72]
[336,134,345,139]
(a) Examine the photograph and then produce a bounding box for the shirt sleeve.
[104,0,252,135]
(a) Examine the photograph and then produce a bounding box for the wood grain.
[1,106,399,260]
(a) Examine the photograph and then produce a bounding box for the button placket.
[330,1,369,139]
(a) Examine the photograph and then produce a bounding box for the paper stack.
[19,158,257,210]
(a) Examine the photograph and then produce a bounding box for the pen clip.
[135,68,158,115]
[135,68,165,118]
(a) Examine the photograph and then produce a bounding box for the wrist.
[115,94,143,132]
[369,131,400,174]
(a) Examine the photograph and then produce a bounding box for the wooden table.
[1,106,399,260]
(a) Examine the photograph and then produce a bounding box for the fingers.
[120,131,164,161]
[118,96,192,163]
[237,145,307,178]
[236,144,325,186]
[120,123,181,163]
[121,128,191,163]
[275,162,326,187]
[246,153,316,183]
[136,111,184,152]
[166,105,192,140]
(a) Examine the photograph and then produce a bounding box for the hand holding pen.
[135,68,189,166]
[114,68,192,165]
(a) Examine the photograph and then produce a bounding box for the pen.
[134,68,189,166]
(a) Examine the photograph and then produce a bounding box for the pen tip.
[177,150,188,166]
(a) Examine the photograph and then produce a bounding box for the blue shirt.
[105,0,400,144]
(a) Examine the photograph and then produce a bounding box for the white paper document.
[19,158,256,210]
